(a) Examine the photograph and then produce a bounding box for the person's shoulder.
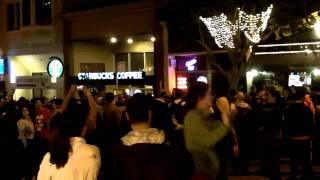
[17,119,24,125]
[39,152,52,166]
[185,109,200,118]
[76,143,100,160]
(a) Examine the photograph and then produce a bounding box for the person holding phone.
[184,82,231,180]
[37,85,100,180]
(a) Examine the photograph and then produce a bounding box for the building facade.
[0,0,65,100]
[61,0,169,95]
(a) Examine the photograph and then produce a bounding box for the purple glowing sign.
[185,59,197,71]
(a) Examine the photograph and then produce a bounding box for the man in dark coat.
[151,92,175,141]
[111,94,193,180]
[284,92,315,180]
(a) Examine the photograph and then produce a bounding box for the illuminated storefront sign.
[177,76,188,89]
[47,57,64,78]
[78,71,144,80]
[185,59,197,71]
[197,76,208,84]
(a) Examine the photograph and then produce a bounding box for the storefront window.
[22,0,31,26]
[115,53,128,72]
[7,4,15,31]
[36,0,52,25]
[130,53,144,71]
[145,52,154,75]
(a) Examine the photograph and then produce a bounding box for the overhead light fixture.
[314,20,320,36]
[247,69,259,77]
[127,38,133,44]
[255,49,320,55]
[313,69,320,76]
[150,36,156,42]
[110,37,117,43]
[258,41,320,48]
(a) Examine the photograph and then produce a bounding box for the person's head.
[48,113,70,169]
[21,106,30,119]
[126,94,152,125]
[235,91,245,102]
[35,99,42,110]
[48,98,89,169]
[105,92,115,104]
[186,81,212,110]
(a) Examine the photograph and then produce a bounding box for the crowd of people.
[0,82,319,180]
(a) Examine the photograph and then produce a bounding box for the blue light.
[0,59,5,75]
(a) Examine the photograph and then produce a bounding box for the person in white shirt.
[38,86,100,180]
[17,106,35,148]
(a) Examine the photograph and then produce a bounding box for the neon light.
[258,41,320,47]
[78,71,143,80]
[10,60,16,84]
[197,76,208,83]
[177,77,188,89]
[255,49,320,55]
[185,59,197,71]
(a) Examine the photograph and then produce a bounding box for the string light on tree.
[239,4,273,43]
[199,4,273,48]
[200,14,238,48]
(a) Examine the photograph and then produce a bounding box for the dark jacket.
[284,102,314,138]
[257,102,282,134]
[151,99,175,140]
[111,143,193,180]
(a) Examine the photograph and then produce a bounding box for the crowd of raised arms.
[0,82,320,180]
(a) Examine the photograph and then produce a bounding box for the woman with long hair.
[17,106,35,148]
[17,105,35,180]
[184,82,231,180]
[37,86,100,180]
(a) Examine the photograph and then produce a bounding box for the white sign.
[47,57,64,78]
[78,71,143,80]
[177,76,187,89]
[185,59,197,71]
[78,72,114,80]
[197,76,208,84]
[15,76,55,89]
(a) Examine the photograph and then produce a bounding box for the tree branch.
[209,57,228,77]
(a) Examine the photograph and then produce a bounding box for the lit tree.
[164,0,320,90]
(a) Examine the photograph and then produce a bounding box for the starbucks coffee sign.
[78,71,144,81]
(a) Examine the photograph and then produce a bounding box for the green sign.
[47,57,64,78]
